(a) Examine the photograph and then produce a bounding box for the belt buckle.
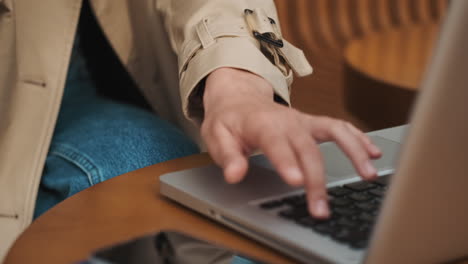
[244,9,284,48]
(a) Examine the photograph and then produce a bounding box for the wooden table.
[4,154,294,264]
[343,23,440,129]
[5,150,468,264]
[345,23,439,90]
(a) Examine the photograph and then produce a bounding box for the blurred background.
[274,0,448,131]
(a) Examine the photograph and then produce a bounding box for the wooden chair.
[274,0,448,130]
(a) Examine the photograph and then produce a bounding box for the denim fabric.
[231,255,262,264]
[34,35,199,218]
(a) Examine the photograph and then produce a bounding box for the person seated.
[0,0,380,259]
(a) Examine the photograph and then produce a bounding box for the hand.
[201,67,381,218]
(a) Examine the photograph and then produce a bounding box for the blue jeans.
[34,36,199,218]
[36,34,258,264]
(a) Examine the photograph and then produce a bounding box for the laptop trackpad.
[322,136,400,182]
[251,136,400,183]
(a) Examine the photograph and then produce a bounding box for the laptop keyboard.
[259,174,391,249]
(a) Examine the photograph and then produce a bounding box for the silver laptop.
[160,1,468,263]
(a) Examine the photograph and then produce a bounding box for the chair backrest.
[275,0,448,54]
[273,0,449,131]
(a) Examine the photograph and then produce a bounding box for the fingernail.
[286,168,302,183]
[364,160,377,177]
[225,161,242,183]
[312,199,329,218]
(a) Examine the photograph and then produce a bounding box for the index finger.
[289,133,330,219]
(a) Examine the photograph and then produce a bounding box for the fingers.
[289,134,329,218]
[310,117,379,180]
[258,133,304,186]
[203,124,248,184]
[344,122,382,159]
[203,107,381,220]
[256,129,330,218]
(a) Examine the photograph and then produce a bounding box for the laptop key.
[344,181,378,192]
[369,209,380,217]
[368,188,386,197]
[277,179,385,249]
[278,208,297,220]
[282,194,306,206]
[330,197,353,207]
[278,205,309,220]
[333,227,370,244]
[328,187,352,197]
[333,207,358,217]
[296,217,316,227]
[348,192,373,202]
[351,240,368,249]
[358,212,376,223]
[355,202,378,212]
[260,200,284,209]
[296,216,332,227]
[374,174,391,186]
[370,197,384,205]
[332,228,353,242]
[313,223,335,235]
[336,217,360,228]
[358,223,372,233]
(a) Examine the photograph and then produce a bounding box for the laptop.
[160,1,468,263]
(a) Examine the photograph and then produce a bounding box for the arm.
[155,0,301,121]
[156,0,381,218]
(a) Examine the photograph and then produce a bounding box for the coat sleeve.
[155,0,312,123]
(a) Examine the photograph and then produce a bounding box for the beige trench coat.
[0,0,312,259]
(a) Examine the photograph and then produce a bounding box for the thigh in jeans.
[34,99,199,218]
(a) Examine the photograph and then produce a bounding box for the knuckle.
[295,137,317,155]
[256,112,277,127]
[317,116,335,125]
[344,121,354,130]
[305,174,325,190]
[244,112,267,129]
[330,120,348,134]
[310,116,334,136]
[262,131,283,144]
[295,136,311,149]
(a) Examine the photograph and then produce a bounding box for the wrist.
[203,67,274,111]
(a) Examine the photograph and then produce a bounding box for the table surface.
[345,23,439,91]
[6,126,468,264]
[4,154,295,264]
